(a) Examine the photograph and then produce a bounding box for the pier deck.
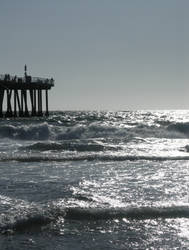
[0,72,54,118]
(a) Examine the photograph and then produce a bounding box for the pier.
[0,66,54,117]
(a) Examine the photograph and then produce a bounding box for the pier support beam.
[0,89,4,117]
[14,90,17,117]
[5,90,13,117]
[33,89,37,115]
[15,90,21,116]
[37,89,43,116]
[30,90,35,116]
[20,90,24,117]
[45,90,49,116]
[23,90,29,117]
[0,87,52,118]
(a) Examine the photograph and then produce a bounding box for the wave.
[0,120,189,141]
[22,141,118,152]
[64,206,189,220]
[1,205,189,234]
[54,120,189,140]
[167,122,189,137]
[56,124,123,140]
[184,145,189,152]
[1,213,54,234]
[0,122,51,140]
[1,154,189,162]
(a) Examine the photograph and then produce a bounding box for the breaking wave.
[167,122,189,137]
[0,123,51,140]
[55,123,185,140]
[0,120,189,141]
[184,145,189,152]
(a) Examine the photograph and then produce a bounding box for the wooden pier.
[0,66,54,118]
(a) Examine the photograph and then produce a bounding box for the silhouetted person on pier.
[50,78,54,85]
[24,65,27,77]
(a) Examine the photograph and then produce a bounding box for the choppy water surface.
[1,111,189,249]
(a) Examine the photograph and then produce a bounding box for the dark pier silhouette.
[0,66,54,118]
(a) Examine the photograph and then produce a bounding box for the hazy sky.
[0,0,188,110]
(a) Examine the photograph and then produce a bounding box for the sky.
[0,0,188,110]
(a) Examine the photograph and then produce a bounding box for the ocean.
[0,110,189,249]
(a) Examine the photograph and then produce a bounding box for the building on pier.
[0,66,54,117]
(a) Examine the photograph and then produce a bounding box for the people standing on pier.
[24,65,27,78]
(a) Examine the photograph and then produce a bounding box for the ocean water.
[1,110,189,249]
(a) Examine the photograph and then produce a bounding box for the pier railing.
[0,74,54,86]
